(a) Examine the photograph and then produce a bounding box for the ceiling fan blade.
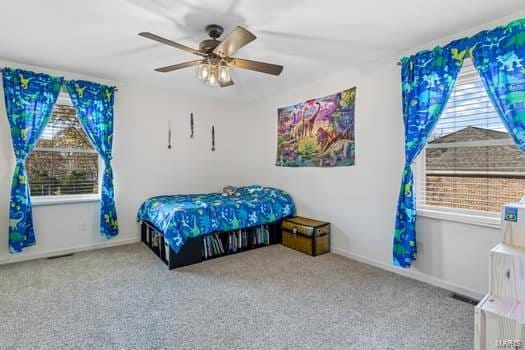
[213,26,256,58]
[227,58,283,76]
[154,60,205,73]
[220,79,234,88]
[138,32,207,57]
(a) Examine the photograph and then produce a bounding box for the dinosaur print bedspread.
[137,185,295,253]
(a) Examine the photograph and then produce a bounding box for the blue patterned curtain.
[65,80,118,238]
[393,40,469,267]
[2,68,63,253]
[470,19,525,152]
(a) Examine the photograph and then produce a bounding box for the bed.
[137,185,295,257]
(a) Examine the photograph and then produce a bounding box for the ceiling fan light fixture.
[140,25,283,89]
[198,63,210,80]
[218,62,230,84]
[207,68,219,87]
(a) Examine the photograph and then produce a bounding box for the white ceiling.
[0,0,524,101]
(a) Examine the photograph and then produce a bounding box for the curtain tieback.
[103,156,113,169]
[402,161,413,174]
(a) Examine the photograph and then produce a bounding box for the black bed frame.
[141,221,282,269]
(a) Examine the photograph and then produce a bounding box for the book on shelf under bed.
[141,221,282,269]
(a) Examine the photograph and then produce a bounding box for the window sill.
[417,207,501,229]
[32,195,100,206]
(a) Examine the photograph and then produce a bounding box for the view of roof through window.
[419,58,525,213]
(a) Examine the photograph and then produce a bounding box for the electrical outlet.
[79,222,88,232]
[417,241,424,255]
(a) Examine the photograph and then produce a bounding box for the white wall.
[249,57,498,300]
[0,59,253,264]
[246,13,525,299]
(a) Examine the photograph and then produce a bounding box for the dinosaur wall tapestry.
[276,87,356,167]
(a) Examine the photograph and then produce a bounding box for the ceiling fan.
[138,24,284,88]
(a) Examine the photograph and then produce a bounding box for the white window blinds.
[26,97,99,196]
[416,59,525,213]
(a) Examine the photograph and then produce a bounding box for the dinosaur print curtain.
[276,88,355,167]
[2,68,63,253]
[470,19,525,153]
[393,40,469,267]
[66,80,118,238]
[394,18,525,268]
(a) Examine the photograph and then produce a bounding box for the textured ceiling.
[0,0,524,101]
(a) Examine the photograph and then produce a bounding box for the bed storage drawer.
[169,236,202,268]
[141,221,283,269]
[142,223,165,259]
[141,222,202,269]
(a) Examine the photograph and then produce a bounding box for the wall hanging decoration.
[211,125,215,151]
[168,120,172,149]
[276,87,356,167]
[190,112,194,138]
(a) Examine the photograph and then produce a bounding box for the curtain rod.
[0,67,118,91]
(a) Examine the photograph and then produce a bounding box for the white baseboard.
[0,236,140,265]
[331,247,485,301]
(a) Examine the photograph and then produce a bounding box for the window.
[416,59,525,222]
[26,94,99,201]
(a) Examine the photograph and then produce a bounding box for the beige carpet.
[0,243,474,349]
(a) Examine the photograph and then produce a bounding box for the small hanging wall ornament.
[211,125,215,152]
[190,112,194,138]
[168,120,172,149]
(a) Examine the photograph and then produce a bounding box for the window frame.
[412,59,516,229]
[30,93,102,206]
[414,151,502,229]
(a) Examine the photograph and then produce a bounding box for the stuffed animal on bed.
[221,186,241,197]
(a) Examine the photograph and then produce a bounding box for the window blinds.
[26,101,99,196]
[416,59,525,213]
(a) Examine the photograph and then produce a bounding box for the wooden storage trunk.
[281,216,330,256]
